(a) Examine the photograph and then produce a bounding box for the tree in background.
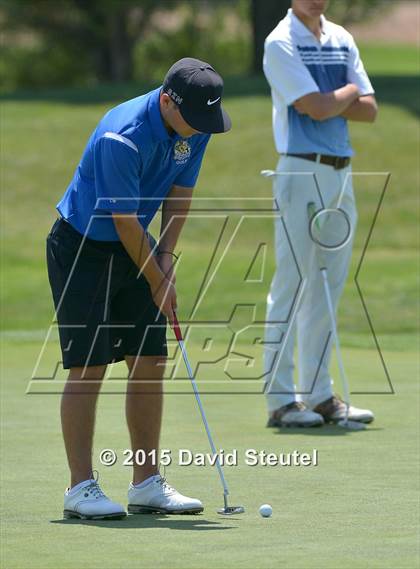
[1,0,389,90]
[250,0,290,74]
[0,0,248,89]
[1,0,167,85]
[327,0,389,26]
[133,0,250,83]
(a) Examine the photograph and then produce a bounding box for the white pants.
[264,155,357,412]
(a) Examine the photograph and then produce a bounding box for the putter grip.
[173,313,183,342]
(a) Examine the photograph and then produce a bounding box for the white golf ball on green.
[259,504,272,518]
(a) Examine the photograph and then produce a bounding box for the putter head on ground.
[217,506,245,516]
[337,419,367,431]
[260,169,276,177]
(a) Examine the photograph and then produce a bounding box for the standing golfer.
[263,0,377,428]
[46,58,231,519]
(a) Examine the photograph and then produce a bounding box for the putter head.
[337,419,367,431]
[217,505,245,516]
[260,169,276,178]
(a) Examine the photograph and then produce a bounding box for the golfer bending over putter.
[263,0,377,428]
[46,58,231,519]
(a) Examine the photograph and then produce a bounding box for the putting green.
[1,339,418,569]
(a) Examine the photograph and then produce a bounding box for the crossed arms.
[293,84,378,122]
[263,38,378,124]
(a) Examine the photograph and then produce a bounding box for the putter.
[307,202,366,431]
[173,313,245,515]
[260,169,279,178]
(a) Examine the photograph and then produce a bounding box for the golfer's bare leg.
[61,365,106,488]
[125,355,165,485]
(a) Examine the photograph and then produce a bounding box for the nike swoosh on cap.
[207,97,221,106]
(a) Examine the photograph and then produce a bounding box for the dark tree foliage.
[1,0,169,82]
[250,0,290,73]
[0,0,389,86]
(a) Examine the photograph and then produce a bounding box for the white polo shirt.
[263,8,374,156]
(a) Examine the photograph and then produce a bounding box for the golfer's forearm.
[298,84,360,121]
[159,186,193,252]
[340,95,378,122]
[326,84,361,118]
[112,214,164,290]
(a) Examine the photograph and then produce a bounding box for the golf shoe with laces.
[63,476,126,520]
[314,395,374,424]
[267,401,324,428]
[128,474,203,514]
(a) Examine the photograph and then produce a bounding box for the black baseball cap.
[162,57,231,134]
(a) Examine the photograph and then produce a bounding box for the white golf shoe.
[314,395,374,424]
[267,401,324,428]
[128,474,203,514]
[63,477,126,520]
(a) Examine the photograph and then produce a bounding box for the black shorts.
[46,218,167,369]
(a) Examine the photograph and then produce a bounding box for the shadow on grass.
[1,74,418,117]
[371,75,420,117]
[270,424,383,436]
[50,514,234,530]
[0,76,267,105]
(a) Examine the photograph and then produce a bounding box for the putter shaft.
[173,314,230,500]
[307,202,351,421]
[320,268,350,422]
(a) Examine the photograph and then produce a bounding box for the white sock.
[133,474,160,489]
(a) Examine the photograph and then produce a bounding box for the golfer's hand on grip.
[151,277,177,324]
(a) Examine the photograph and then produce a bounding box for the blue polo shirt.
[263,9,374,156]
[57,87,211,241]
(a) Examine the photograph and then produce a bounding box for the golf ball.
[259,504,272,518]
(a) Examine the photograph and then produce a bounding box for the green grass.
[1,341,419,569]
[358,43,420,76]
